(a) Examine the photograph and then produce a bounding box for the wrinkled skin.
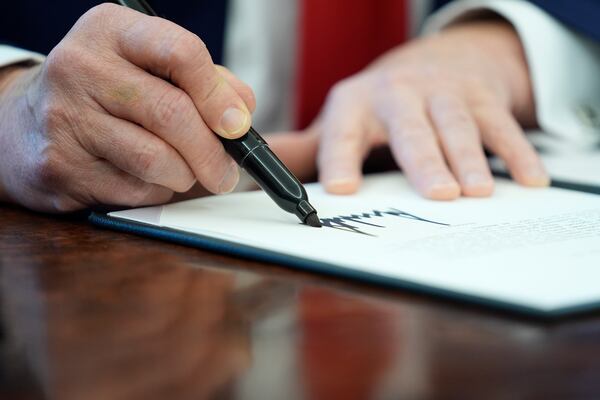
[0,4,255,212]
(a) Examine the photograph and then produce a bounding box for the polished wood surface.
[2,205,600,400]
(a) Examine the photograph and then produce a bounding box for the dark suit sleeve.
[528,0,600,42]
[0,1,228,64]
[434,0,600,43]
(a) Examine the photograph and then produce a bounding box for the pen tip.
[305,212,322,228]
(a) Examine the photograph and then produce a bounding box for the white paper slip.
[107,172,600,316]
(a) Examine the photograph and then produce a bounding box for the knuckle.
[42,99,62,127]
[448,110,473,127]
[233,81,256,108]
[384,69,422,91]
[392,130,437,160]
[319,138,360,168]
[151,88,192,131]
[464,76,491,93]
[82,3,121,21]
[383,69,408,87]
[197,150,223,171]
[44,46,78,82]
[44,44,98,89]
[414,155,445,172]
[396,120,428,141]
[40,98,68,133]
[330,128,361,147]
[194,145,223,173]
[199,76,225,107]
[163,30,209,69]
[430,93,461,114]
[132,140,163,180]
[450,144,478,161]
[33,146,66,188]
[182,33,209,60]
[323,152,353,168]
[438,110,475,134]
[468,84,500,106]
[68,4,123,45]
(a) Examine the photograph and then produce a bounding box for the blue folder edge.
[89,212,600,320]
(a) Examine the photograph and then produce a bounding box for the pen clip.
[117,0,158,16]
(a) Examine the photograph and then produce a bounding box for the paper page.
[110,173,600,313]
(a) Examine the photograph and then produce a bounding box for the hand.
[271,20,549,200]
[0,4,255,212]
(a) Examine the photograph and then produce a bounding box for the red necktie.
[295,0,409,129]
[299,288,399,400]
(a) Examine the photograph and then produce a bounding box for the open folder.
[90,172,600,317]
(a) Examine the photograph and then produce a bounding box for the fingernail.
[326,177,359,194]
[525,166,550,187]
[218,163,240,194]
[424,175,460,200]
[220,107,249,137]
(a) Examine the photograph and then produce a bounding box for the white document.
[109,173,600,315]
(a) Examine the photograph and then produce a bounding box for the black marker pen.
[118,0,322,227]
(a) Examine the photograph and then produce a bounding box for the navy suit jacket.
[1,1,599,65]
[0,1,230,64]
[433,0,600,42]
[529,0,600,42]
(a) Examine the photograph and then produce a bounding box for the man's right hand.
[0,3,255,212]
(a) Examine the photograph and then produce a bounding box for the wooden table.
[2,205,600,400]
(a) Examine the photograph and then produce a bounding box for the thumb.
[116,15,252,139]
[192,64,252,139]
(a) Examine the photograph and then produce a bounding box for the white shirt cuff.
[0,45,45,69]
[424,0,600,150]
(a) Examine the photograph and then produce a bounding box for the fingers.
[117,14,252,138]
[80,113,195,193]
[86,162,174,207]
[428,93,494,197]
[473,106,549,187]
[376,90,460,200]
[51,157,174,209]
[92,70,239,194]
[317,91,370,194]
